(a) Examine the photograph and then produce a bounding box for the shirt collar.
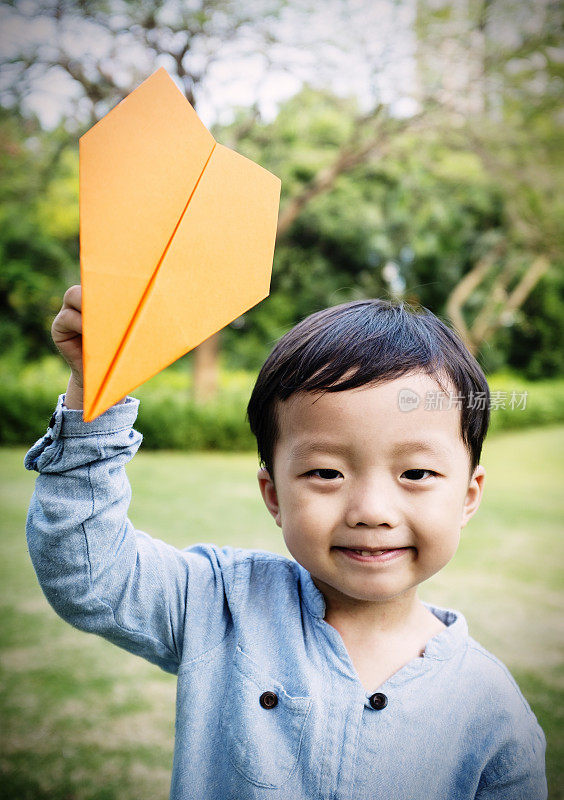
[421,602,468,659]
[298,566,468,661]
[297,564,327,619]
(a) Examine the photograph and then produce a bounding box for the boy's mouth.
[333,546,411,562]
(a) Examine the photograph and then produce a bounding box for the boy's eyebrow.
[289,439,453,461]
[390,440,452,458]
[289,440,352,460]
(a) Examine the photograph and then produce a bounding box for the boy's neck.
[316,585,446,692]
[313,578,423,629]
[324,588,434,633]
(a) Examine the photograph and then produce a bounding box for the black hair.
[247,299,490,477]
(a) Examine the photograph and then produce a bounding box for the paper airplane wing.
[80,68,281,421]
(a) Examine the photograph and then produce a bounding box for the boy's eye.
[307,469,343,480]
[402,469,435,481]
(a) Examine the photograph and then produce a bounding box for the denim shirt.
[25,396,547,800]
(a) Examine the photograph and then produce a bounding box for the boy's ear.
[461,465,486,528]
[257,467,282,527]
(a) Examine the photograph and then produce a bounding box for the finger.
[62,285,82,312]
[52,307,83,338]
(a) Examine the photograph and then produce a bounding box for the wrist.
[64,375,83,410]
[63,375,127,412]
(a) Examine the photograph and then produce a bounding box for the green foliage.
[217,88,562,379]
[1,20,563,378]
[505,269,564,380]
[0,110,78,360]
[0,356,66,445]
[222,89,358,198]
[0,213,75,359]
[0,356,257,451]
[487,373,564,433]
[2,356,563,449]
[35,148,79,239]
[135,393,255,451]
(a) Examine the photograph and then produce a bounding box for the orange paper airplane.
[80,68,281,421]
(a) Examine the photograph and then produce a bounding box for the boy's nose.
[344,481,401,529]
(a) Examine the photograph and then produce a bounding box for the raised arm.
[25,287,235,673]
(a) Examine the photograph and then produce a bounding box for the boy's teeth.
[355,549,385,556]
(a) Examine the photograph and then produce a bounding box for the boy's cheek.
[278,484,319,517]
[284,494,337,529]
[417,530,461,570]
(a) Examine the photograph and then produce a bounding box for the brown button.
[259,691,278,709]
[369,692,388,710]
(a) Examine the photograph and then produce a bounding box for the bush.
[0,356,256,452]
[2,357,563,450]
[0,356,67,446]
[135,393,255,451]
[487,373,564,434]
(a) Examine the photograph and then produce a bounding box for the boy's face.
[258,371,485,613]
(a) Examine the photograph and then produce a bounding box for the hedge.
[1,357,563,450]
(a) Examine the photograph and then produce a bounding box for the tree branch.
[505,256,550,315]
[445,244,504,352]
[470,259,516,345]
[473,256,550,344]
[276,108,426,238]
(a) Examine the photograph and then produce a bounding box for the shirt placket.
[312,618,366,799]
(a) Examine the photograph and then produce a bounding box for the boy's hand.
[51,285,84,409]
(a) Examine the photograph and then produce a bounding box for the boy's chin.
[311,575,419,607]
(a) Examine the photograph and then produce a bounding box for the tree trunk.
[445,247,503,354]
[446,251,550,356]
[192,333,220,404]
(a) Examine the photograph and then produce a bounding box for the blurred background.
[0,0,563,442]
[0,0,562,798]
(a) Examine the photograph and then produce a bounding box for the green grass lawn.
[1,426,563,799]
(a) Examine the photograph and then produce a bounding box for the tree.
[215,66,563,378]
[215,89,497,363]
[1,0,286,398]
[0,0,286,125]
[2,0,562,383]
[416,0,563,365]
[2,0,441,397]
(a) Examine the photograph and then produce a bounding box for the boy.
[26,286,546,799]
